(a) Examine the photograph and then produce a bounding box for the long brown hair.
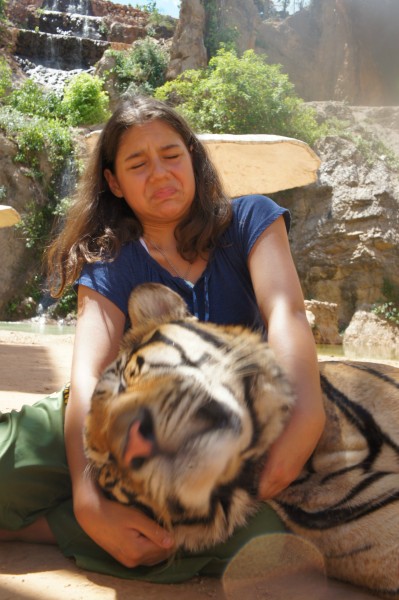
[46,95,232,297]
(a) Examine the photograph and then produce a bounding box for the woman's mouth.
[152,186,177,200]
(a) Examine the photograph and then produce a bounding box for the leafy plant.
[0,106,74,176]
[156,47,325,145]
[6,79,53,116]
[371,279,399,326]
[61,73,110,126]
[107,38,168,96]
[203,0,238,57]
[0,0,6,21]
[135,1,158,12]
[372,302,399,326]
[16,199,54,251]
[50,286,77,318]
[0,56,12,97]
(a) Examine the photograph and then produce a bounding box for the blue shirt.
[77,195,290,332]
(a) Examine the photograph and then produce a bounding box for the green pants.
[0,390,286,583]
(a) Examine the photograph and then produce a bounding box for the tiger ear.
[128,283,191,328]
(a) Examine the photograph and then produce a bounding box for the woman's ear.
[104,168,124,198]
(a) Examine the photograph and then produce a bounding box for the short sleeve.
[76,250,137,317]
[232,195,290,257]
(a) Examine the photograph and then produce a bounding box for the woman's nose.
[149,157,168,178]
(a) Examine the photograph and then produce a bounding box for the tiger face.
[84,283,295,551]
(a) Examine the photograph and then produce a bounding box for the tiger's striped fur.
[85,283,399,597]
[271,360,399,597]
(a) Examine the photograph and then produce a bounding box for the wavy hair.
[46,95,232,297]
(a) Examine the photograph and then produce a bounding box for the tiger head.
[84,283,295,551]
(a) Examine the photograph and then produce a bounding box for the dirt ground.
[0,330,390,600]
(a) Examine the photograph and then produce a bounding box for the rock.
[198,134,320,196]
[0,206,21,228]
[273,103,399,329]
[343,311,399,361]
[305,300,342,345]
[166,0,207,79]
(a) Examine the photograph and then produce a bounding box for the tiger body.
[85,283,399,598]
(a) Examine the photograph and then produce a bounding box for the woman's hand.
[74,483,175,567]
[257,401,325,499]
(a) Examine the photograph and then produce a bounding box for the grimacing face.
[104,119,196,229]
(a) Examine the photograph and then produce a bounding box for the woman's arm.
[248,216,325,499]
[65,285,174,567]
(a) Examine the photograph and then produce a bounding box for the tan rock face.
[274,103,399,329]
[305,300,342,345]
[343,311,399,361]
[166,0,207,80]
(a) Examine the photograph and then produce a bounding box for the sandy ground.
[0,330,389,600]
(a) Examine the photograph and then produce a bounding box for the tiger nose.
[123,409,154,469]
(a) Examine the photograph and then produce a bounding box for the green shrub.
[0,106,74,176]
[372,302,399,327]
[0,56,12,98]
[6,79,60,118]
[0,0,6,21]
[371,279,399,326]
[61,73,110,126]
[203,0,239,57]
[155,47,325,145]
[107,37,168,96]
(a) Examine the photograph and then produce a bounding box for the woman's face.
[104,119,196,229]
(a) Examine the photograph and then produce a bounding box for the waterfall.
[43,0,92,16]
[15,0,109,92]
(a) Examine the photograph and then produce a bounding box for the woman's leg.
[0,517,56,544]
[0,391,71,537]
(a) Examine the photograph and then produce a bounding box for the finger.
[129,509,175,549]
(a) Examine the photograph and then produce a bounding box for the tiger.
[84,282,399,598]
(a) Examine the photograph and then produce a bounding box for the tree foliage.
[106,38,168,97]
[60,72,110,126]
[203,0,239,58]
[155,47,324,144]
[5,78,60,118]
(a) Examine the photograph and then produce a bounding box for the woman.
[0,95,324,581]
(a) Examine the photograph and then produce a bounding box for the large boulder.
[343,311,399,361]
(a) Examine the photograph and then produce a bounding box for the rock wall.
[255,0,399,105]
[273,103,399,328]
[167,0,207,80]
